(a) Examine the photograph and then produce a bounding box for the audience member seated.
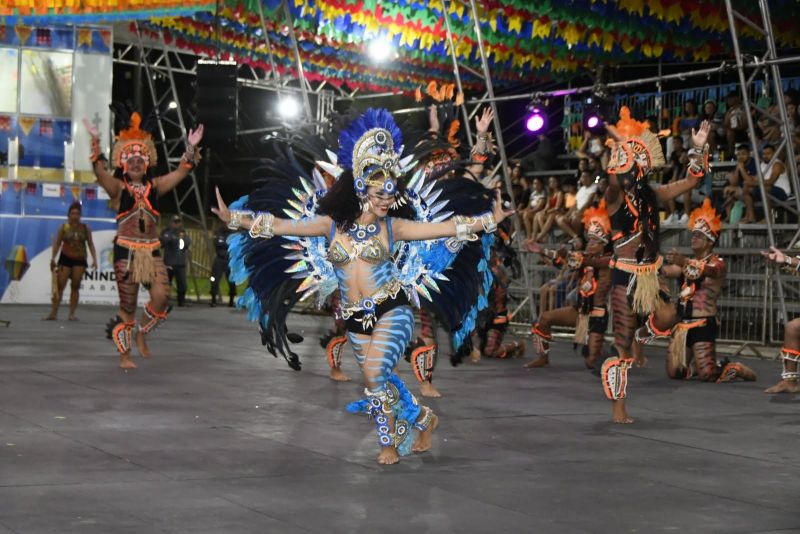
[726,144,759,224]
[700,99,723,152]
[724,91,748,158]
[523,176,547,239]
[531,176,564,242]
[673,99,700,147]
[556,171,598,244]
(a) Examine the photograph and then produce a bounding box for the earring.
[361,199,370,213]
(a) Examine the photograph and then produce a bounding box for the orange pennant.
[18,117,36,136]
[77,28,93,47]
[15,25,32,45]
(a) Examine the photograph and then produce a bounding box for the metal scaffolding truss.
[724,0,799,327]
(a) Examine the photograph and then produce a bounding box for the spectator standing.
[160,215,191,306]
[673,99,700,147]
[700,99,723,153]
[521,133,555,172]
[210,226,236,307]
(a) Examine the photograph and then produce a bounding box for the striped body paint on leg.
[610,284,637,356]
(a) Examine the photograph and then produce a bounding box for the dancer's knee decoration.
[635,314,672,344]
[780,347,800,381]
[602,356,634,400]
[326,335,347,369]
[139,302,171,335]
[106,316,135,354]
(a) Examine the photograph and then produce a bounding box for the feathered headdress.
[688,198,722,242]
[416,81,466,168]
[336,108,413,197]
[582,199,612,243]
[606,106,665,176]
[111,112,157,172]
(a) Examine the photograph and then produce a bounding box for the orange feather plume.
[688,198,722,237]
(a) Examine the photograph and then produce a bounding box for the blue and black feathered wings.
[394,171,495,362]
[227,144,335,371]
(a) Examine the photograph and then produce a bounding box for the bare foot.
[524,355,549,369]
[43,315,57,321]
[419,381,442,398]
[764,379,800,394]
[717,362,757,383]
[633,355,648,368]
[376,446,399,465]
[135,330,152,358]
[469,347,481,363]
[329,367,351,382]
[612,399,634,424]
[119,353,137,370]
[412,412,439,453]
[68,315,78,321]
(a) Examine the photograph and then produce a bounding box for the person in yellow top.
[45,201,98,321]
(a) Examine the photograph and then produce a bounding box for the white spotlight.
[278,96,301,120]
[367,37,394,63]
[167,101,178,110]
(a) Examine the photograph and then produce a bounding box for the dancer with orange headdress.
[524,200,613,370]
[601,107,710,423]
[662,199,756,382]
[86,110,203,369]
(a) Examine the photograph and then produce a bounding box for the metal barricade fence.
[506,224,800,349]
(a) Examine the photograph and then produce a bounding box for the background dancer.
[45,201,98,321]
[525,200,613,370]
[762,246,800,393]
[86,111,203,369]
[663,199,756,382]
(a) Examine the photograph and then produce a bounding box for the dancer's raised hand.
[691,120,711,148]
[82,118,99,139]
[476,107,494,133]
[761,246,786,264]
[211,186,230,224]
[188,124,204,146]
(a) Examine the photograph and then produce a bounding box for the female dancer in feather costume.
[213,109,511,464]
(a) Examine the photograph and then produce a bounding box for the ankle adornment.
[413,407,435,432]
[325,335,347,369]
[780,347,800,381]
[409,340,437,383]
[139,303,171,335]
[602,356,634,400]
[106,316,135,354]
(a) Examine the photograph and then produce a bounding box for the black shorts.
[686,319,717,346]
[57,255,88,268]
[589,310,609,335]
[344,292,411,335]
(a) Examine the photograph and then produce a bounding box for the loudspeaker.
[196,61,238,149]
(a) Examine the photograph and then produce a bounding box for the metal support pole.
[467,0,536,323]
[724,0,788,327]
[442,0,474,148]
[281,0,313,121]
[256,0,280,83]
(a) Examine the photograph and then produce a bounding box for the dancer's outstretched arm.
[154,125,204,196]
[392,189,513,241]
[212,187,331,237]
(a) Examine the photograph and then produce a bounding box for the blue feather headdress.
[335,108,413,197]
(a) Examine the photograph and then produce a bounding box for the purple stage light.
[526,109,545,133]
[586,115,600,129]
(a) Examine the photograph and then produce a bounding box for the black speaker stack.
[195,60,238,150]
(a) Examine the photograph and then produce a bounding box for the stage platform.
[0,303,798,533]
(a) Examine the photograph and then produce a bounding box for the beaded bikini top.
[327,220,391,266]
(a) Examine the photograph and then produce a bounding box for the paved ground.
[0,303,798,533]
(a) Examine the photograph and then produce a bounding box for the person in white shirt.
[556,171,598,244]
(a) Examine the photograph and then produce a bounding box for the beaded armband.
[454,215,478,242]
[687,144,709,178]
[567,251,584,270]
[228,210,254,230]
[683,259,706,280]
[480,212,497,233]
[180,145,200,170]
[782,255,800,275]
[249,212,275,239]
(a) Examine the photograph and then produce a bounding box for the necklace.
[346,221,380,242]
